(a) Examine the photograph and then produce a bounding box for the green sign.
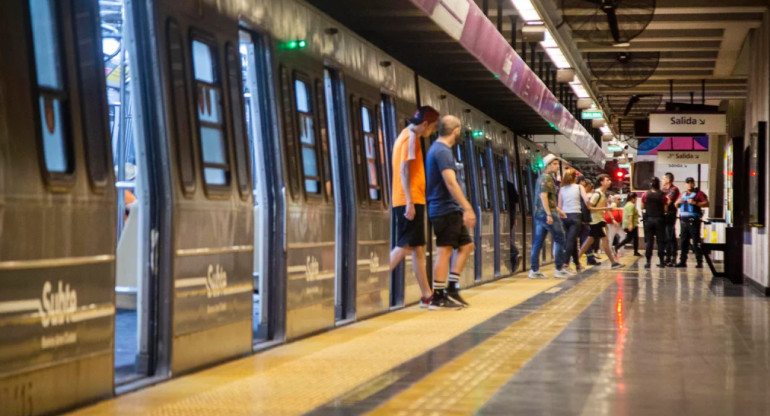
[607,145,623,152]
[581,110,603,120]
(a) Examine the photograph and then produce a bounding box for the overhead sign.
[657,150,710,164]
[581,110,603,120]
[649,113,726,134]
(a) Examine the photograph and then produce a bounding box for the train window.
[279,66,299,199]
[225,42,251,198]
[375,105,389,206]
[294,76,321,195]
[315,79,333,199]
[166,20,196,194]
[360,104,381,201]
[28,0,73,175]
[192,38,230,187]
[496,156,507,212]
[478,150,491,210]
[72,0,110,189]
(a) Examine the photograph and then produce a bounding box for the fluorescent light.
[544,47,570,69]
[600,125,611,134]
[540,30,557,48]
[569,82,591,98]
[511,0,541,23]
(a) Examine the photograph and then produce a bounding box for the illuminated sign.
[581,110,603,120]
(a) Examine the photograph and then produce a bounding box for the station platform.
[66,255,770,416]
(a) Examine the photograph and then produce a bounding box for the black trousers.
[664,213,678,261]
[509,222,520,269]
[679,218,703,264]
[615,227,639,253]
[643,216,666,263]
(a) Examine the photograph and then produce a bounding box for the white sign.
[657,151,710,164]
[649,113,726,134]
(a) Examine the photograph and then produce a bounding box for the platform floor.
[67,255,770,416]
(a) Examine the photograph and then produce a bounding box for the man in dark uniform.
[675,177,709,268]
[662,172,680,266]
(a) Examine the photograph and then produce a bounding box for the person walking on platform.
[558,169,583,272]
[528,154,571,279]
[506,178,521,272]
[426,115,475,309]
[641,177,668,269]
[614,193,641,256]
[389,106,439,308]
[578,174,624,270]
[675,177,709,268]
[579,179,599,265]
[662,172,680,266]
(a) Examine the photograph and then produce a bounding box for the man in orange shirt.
[389,106,439,307]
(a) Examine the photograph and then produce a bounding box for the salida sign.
[649,112,726,134]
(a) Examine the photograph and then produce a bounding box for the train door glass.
[380,94,401,307]
[99,0,153,383]
[496,155,507,212]
[478,149,491,210]
[239,30,272,344]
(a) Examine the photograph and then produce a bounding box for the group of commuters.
[389,106,474,310]
[387,106,710,310]
[528,163,710,276]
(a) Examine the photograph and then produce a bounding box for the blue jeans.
[531,212,566,271]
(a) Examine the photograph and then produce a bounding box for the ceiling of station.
[536,0,766,125]
[305,0,570,135]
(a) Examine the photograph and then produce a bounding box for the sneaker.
[634,252,643,257]
[695,263,704,269]
[419,295,432,308]
[575,263,584,272]
[563,267,577,276]
[657,263,666,268]
[528,270,547,279]
[675,263,687,268]
[554,269,570,279]
[429,292,464,310]
[611,263,625,270]
[644,263,651,269]
[586,257,599,266]
[446,288,469,306]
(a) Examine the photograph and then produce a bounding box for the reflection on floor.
[114,308,137,377]
[68,257,770,416]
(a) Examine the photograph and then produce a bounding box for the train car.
[0,0,572,414]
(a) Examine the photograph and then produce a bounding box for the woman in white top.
[558,169,583,271]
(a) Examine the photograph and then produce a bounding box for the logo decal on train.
[305,256,320,280]
[38,281,77,328]
[206,264,228,298]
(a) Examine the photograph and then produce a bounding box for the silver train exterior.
[0,0,559,414]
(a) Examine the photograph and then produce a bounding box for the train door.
[1,1,118,413]
[488,148,501,278]
[455,138,477,288]
[507,152,525,272]
[347,77,392,319]
[98,0,159,384]
[239,29,281,346]
[475,143,495,281]
[495,152,511,276]
[275,50,336,338]
[323,67,354,323]
[380,94,403,307]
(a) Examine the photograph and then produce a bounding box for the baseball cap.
[543,154,557,166]
[685,177,695,183]
[408,106,439,125]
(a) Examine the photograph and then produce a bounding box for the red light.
[615,170,625,179]
[751,171,757,176]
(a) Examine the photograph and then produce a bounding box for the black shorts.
[589,222,607,238]
[430,211,473,249]
[393,204,426,247]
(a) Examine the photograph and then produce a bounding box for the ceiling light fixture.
[510,0,542,23]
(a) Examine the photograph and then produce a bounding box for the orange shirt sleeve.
[124,190,136,205]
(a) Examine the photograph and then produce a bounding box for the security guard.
[674,177,709,268]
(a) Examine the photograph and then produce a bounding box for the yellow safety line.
[367,256,636,416]
[65,259,614,416]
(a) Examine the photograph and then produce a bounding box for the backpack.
[580,193,592,223]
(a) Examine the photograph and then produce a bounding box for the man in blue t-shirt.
[426,115,476,310]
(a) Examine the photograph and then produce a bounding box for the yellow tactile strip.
[65,262,601,416]
[367,256,636,416]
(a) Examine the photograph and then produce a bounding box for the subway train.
[0,0,566,414]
